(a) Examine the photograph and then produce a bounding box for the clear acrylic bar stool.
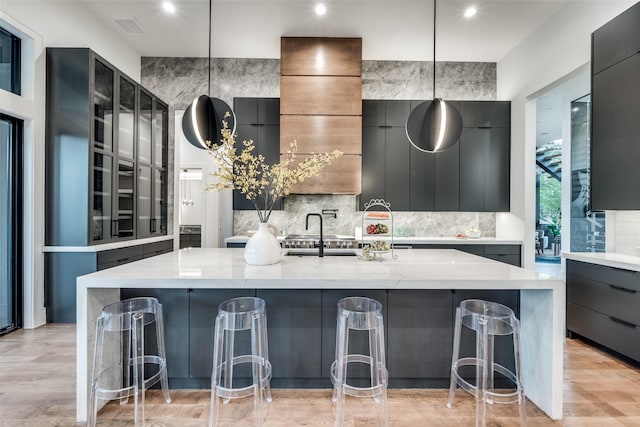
[209,297,272,427]
[447,299,526,427]
[331,296,388,427]
[88,297,171,427]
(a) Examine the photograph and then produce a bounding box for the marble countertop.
[78,248,559,290]
[43,235,174,253]
[224,235,522,245]
[563,252,640,272]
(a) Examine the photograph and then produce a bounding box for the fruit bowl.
[366,223,389,235]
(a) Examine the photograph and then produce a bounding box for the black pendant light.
[182,0,235,149]
[406,0,462,153]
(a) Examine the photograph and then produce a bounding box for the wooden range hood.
[280,37,362,194]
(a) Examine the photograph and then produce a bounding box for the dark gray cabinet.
[591,53,640,210]
[257,290,323,383]
[459,103,510,212]
[122,288,190,380]
[387,290,452,385]
[361,99,509,212]
[566,260,640,362]
[590,2,640,211]
[360,100,411,210]
[591,2,640,74]
[46,48,168,244]
[232,98,282,211]
[45,239,173,322]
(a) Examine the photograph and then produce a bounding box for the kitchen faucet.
[305,213,323,257]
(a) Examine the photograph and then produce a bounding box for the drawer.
[483,253,521,267]
[483,244,521,255]
[226,243,246,248]
[567,260,640,292]
[567,302,640,362]
[97,245,143,266]
[143,239,173,257]
[97,254,144,271]
[567,273,640,325]
[414,244,484,256]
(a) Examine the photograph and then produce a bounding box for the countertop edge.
[224,235,523,245]
[563,252,640,272]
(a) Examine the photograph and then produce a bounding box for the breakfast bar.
[76,248,564,422]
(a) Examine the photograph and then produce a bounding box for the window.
[0,27,21,95]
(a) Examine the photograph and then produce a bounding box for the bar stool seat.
[447,299,526,426]
[88,297,171,427]
[331,296,388,427]
[209,297,272,427]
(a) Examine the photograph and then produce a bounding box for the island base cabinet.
[452,290,519,388]
[188,289,255,387]
[257,290,323,386]
[387,290,453,387]
[121,289,190,383]
[321,290,388,384]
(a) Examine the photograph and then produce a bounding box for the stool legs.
[223,327,235,405]
[209,313,225,427]
[513,318,526,425]
[447,307,462,408]
[88,317,105,427]
[476,317,489,427]
[155,304,172,404]
[333,311,350,427]
[372,314,388,424]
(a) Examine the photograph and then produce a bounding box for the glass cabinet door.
[118,77,136,159]
[92,153,113,242]
[153,169,167,234]
[138,90,152,165]
[93,60,114,152]
[116,159,135,238]
[154,100,167,169]
[137,164,152,238]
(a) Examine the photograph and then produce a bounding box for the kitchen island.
[76,248,564,421]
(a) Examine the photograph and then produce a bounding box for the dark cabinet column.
[387,290,453,385]
[410,148,435,211]
[232,98,282,211]
[485,127,510,212]
[360,126,386,209]
[459,128,486,211]
[385,127,411,211]
[591,53,640,210]
[256,290,322,381]
[434,142,460,211]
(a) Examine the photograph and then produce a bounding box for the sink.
[285,249,357,256]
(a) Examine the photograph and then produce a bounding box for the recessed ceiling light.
[315,3,327,16]
[162,1,176,14]
[464,6,477,18]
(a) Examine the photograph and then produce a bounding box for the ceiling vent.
[112,17,144,35]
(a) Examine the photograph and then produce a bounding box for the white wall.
[496,0,637,270]
[1,1,141,80]
[0,2,141,328]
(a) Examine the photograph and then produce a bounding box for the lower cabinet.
[387,290,453,386]
[116,287,521,388]
[566,260,640,362]
[409,244,521,267]
[45,238,174,322]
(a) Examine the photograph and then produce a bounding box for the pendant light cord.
[208,0,212,97]
[432,0,436,100]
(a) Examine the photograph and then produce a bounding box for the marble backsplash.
[611,211,640,255]
[233,195,496,238]
[140,57,497,240]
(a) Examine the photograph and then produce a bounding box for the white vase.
[244,223,281,265]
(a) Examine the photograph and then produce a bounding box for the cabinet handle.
[609,316,637,328]
[112,219,120,237]
[477,126,491,129]
[250,123,265,126]
[609,284,637,294]
[393,245,413,249]
[378,125,392,128]
[151,218,156,232]
[117,257,130,263]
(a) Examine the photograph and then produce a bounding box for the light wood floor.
[1,324,640,426]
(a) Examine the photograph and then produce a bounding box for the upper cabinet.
[360,99,510,212]
[592,2,640,74]
[280,37,362,195]
[232,98,283,211]
[45,48,168,246]
[590,2,640,210]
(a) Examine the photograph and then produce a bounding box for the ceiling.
[70,0,569,61]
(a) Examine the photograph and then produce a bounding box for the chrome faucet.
[305,213,324,257]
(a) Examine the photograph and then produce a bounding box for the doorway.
[0,113,23,335]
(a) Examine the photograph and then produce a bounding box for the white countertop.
[563,251,640,272]
[78,248,557,290]
[224,235,522,245]
[44,235,174,253]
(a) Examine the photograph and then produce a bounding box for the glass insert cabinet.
[45,48,169,246]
